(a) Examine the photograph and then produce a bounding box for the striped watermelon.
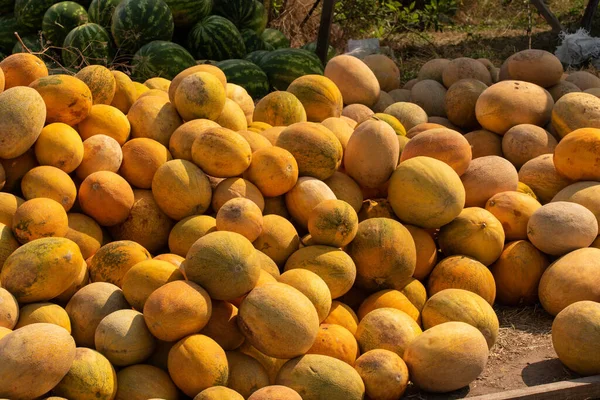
[62,22,113,67]
[302,41,337,62]
[0,14,30,53]
[43,2,89,46]
[217,59,269,99]
[260,28,290,49]
[132,40,196,82]
[0,0,14,15]
[214,0,266,33]
[241,29,273,53]
[111,0,174,56]
[187,15,245,61]
[164,0,212,29]
[88,0,122,30]
[245,50,269,65]
[14,0,63,30]
[257,48,325,91]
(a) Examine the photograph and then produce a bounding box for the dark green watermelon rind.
[217,58,269,99]
[257,48,325,91]
[0,14,33,53]
[131,40,196,82]
[111,0,175,57]
[14,0,62,30]
[241,29,273,54]
[164,0,213,30]
[42,1,89,46]
[12,34,46,53]
[88,0,122,30]
[302,41,337,62]
[244,1,267,34]
[62,22,114,68]
[187,15,246,61]
[245,50,269,65]
[260,28,290,49]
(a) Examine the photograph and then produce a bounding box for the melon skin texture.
[248,386,302,400]
[552,301,600,376]
[503,49,563,88]
[354,349,409,400]
[553,127,600,181]
[324,55,380,107]
[551,92,600,138]
[404,321,489,393]
[115,363,179,400]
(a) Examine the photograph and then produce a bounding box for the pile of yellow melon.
[0,47,600,400]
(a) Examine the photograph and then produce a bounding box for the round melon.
[342,104,374,123]
[323,301,358,335]
[76,134,123,180]
[174,71,226,121]
[15,302,71,332]
[121,259,184,311]
[127,96,182,147]
[502,49,563,87]
[287,74,343,122]
[406,225,438,280]
[0,323,76,399]
[253,91,307,126]
[565,71,600,90]
[120,138,171,189]
[358,289,419,323]
[389,88,412,102]
[169,215,216,257]
[502,124,557,169]
[0,53,48,89]
[363,54,400,92]
[428,255,496,305]
[464,129,503,159]
[445,78,488,129]
[212,177,265,212]
[442,57,492,87]
[528,202,598,256]
[275,354,365,400]
[307,199,358,248]
[248,386,301,400]
[551,92,600,138]
[285,177,336,229]
[344,119,399,188]
[388,156,466,228]
[490,240,549,306]
[461,155,518,207]
[21,165,77,211]
[237,130,272,152]
[552,301,600,376]
[0,288,18,330]
[554,127,600,181]
[485,191,541,240]
[34,123,84,173]
[225,351,270,398]
[110,70,137,114]
[553,182,600,226]
[200,300,245,351]
[548,80,580,102]
[169,64,227,103]
[89,240,151,286]
[324,54,380,107]
[75,65,116,105]
[78,104,131,145]
[401,278,427,312]
[191,127,252,178]
[152,159,212,220]
[519,154,573,204]
[244,146,299,197]
[30,74,93,126]
[355,308,422,357]
[371,91,395,113]
[354,349,409,400]
[227,83,255,124]
[115,364,178,400]
[418,58,450,83]
[383,102,428,131]
[185,231,261,300]
[410,79,447,117]
[306,323,358,365]
[196,386,244,400]
[79,171,134,226]
[216,98,248,131]
[216,198,264,242]
[253,214,300,266]
[404,321,489,393]
[323,172,363,213]
[278,269,332,322]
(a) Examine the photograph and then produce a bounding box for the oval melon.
[502,124,557,169]
[213,177,265,212]
[306,323,358,365]
[410,79,447,117]
[0,288,18,330]
[169,119,220,161]
[418,58,451,83]
[278,269,332,322]
[76,134,123,180]
[254,214,300,267]
[253,91,307,126]
[248,386,301,400]
[551,92,600,138]
[565,70,600,90]
[503,49,563,87]
[342,104,374,123]
[554,127,600,181]
[21,165,77,211]
[75,65,116,105]
[552,181,600,226]
[79,171,134,226]
[244,146,299,197]
[12,197,69,244]
[307,199,358,248]
[363,54,401,92]
[442,57,492,87]
[169,215,216,257]
[354,349,409,400]
[324,55,380,107]
[355,308,422,357]
[89,240,151,286]
[78,104,131,145]
[226,351,270,398]
[445,78,488,129]
[30,74,93,126]
[384,102,428,131]
[0,53,48,89]
[121,259,184,311]
[485,191,541,240]
[34,123,84,173]
[15,302,71,332]
[519,154,573,204]
[120,138,171,189]
[116,364,179,400]
[216,98,248,131]
[464,129,503,159]
[200,300,245,351]
[287,74,343,122]
[174,71,226,121]
[285,177,336,229]
[461,155,518,207]
[192,127,252,178]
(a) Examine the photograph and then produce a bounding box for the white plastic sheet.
[555,28,600,66]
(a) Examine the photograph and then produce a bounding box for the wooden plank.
[316,0,335,64]
[469,375,600,400]
[530,0,564,33]
[581,0,600,31]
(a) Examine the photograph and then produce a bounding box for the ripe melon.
[216,98,248,131]
[30,74,93,126]
[200,300,245,351]
[438,207,505,266]
[227,83,254,125]
[442,57,492,87]
[275,354,365,400]
[79,171,134,226]
[552,301,600,376]
[185,231,261,300]
[354,349,409,400]
[191,127,252,178]
[174,71,226,121]
[445,78,488,129]
[116,364,179,400]
[276,122,343,180]
[34,123,84,173]
[490,240,549,306]
[485,191,541,240]
[169,215,216,257]
[248,386,302,400]
[324,55,380,107]
[323,301,358,335]
[278,269,332,322]
[0,194,24,227]
[518,182,539,199]
[52,348,117,400]
[95,309,156,367]
[254,91,307,126]
[554,127,600,181]
[475,80,553,134]
[243,147,299,197]
[502,49,563,87]
[342,104,374,123]
[306,323,358,365]
[307,199,358,248]
[502,124,557,169]
[428,255,496,305]
[548,80,580,102]
[216,197,264,242]
[356,308,422,357]
[144,280,212,342]
[120,138,171,189]
[406,225,438,280]
[418,58,451,83]
[152,159,212,220]
[464,129,503,159]
[422,288,499,349]
[128,96,182,147]
[406,122,445,138]
[254,214,300,266]
[139,88,170,101]
[12,197,68,244]
[259,126,286,144]
[226,351,270,398]
[372,91,395,113]
[168,120,219,161]
[75,135,123,180]
[384,102,428,131]
[75,65,116,105]
[404,321,489,393]
[0,323,75,399]
[78,104,131,145]
[0,288,18,330]
[519,154,573,204]
[461,155,518,207]
[565,71,600,90]
[553,182,600,226]
[110,71,137,114]
[388,156,466,228]
[238,282,319,359]
[54,259,90,305]
[287,75,343,122]
[389,88,412,102]
[410,79,447,117]
[237,130,273,153]
[0,53,48,89]
[89,240,151,286]
[121,259,184,311]
[169,64,227,103]
[15,302,71,332]
[239,341,289,385]
[363,54,400,92]
[401,278,428,312]
[263,196,291,219]
[21,165,77,211]
[551,92,600,138]
[248,121,274,133]
[285,177,336,228]
[196,386,244,400]
[153,253,185,267]
[528,202,598,256]
[358,289,419,323]
[323,172,363,213]
[344,120,399,188]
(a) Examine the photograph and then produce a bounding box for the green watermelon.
[43,2,89,46]
[257,48,324,91]
[260,28,290,49]
[187,15,245,61]
[0,14,27,53]
[0,0,15,15]
[12,34,46,53]
[241,29,273,54]
[164,0,212,30]
[214,0,266,33]
[111,0,174,56]
[14,0,63,30]
[217,59,269,99]
[131,40,196,82]
[245,50,269,65]
[302,41,337,62]
[88,0,122,30]
[62,22,113,67]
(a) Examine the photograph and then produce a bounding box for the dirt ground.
[404,305,578,399]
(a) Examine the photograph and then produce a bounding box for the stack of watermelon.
[0,0,335,98]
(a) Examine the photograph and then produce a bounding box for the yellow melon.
[128,96,182,147]
[225,351,270,398]
[324,55,380,107]
[116,364,178,400]
[442,57,492,87]
[0,193,23,227]
[216,98,248,131]
[54,258,89,305]
[404,321,489,393]
[259,126,285,145]
[79,171,134,226]
[216,198,264,242]
[169,64,227,103]
[248,121,273,133]
[287,75,343,122]
[323,172,363,213]
[342,104,374,123]
[551,92,600,138]
[0,53,48,89]
[120,138,171,189]
[321,117,354,152]
[110,71,137,114]
[174,72,226,121]
[464,129,503,159]
[553,181,600,226]
[200,300,245,351]
[247,386,301,400]
[364,54,400,92]
[75,65,116,105]
[133,82,150,99]
[285,177,336,228]
[253,91,307,126]
[323,300,358,335]
[143,77,170,92]
[485,191,541,240]
[76,134,123,180]
[169,215,216,257]
[191,127,252,177]
[237,130,273,152]
[12,198,68,244]
[121,259,184,311]
[554,127,600,181]
[89,240,151,286]
[306,323,358,365]
[15,302,71,332]
[253,214,300,266]
[307,199,358,248]
[212,177,265,212]
[227,83,254,125]
[405,225,437,280]
[34,123,84,173]
[263,196,290,219]
[278,269,331,322]
[503,49,563,87]
[383,102,428,131]
[358,289,419,323]
[354,349,409,400]
[519,154,573,204]
[78,104,131,145]
[0,288,19,330]
[461,155,519,207]
[138,88,170,101]
[502,124,557,169]
[445,78,488,129]
[20,165,76,211]
[356,308,422,357]
[30,74,92,125]
[196,386,244,400]
[401,278,428,311]
[244,146,299,197]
